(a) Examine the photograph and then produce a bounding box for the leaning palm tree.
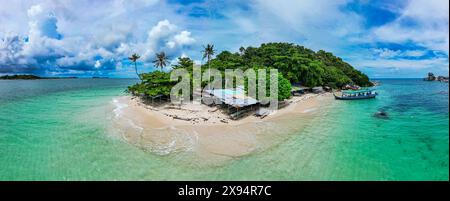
[128,53,141,81]
[153,51,169,71]
[201,44,216,89]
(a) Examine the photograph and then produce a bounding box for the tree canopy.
[207,42,372,87]
[128,42,372,100]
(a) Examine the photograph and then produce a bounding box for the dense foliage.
[208,42,372,87]
[243,68,292,101]
[128,42,372,100]
[127,71,176,97]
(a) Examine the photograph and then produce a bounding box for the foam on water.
[109,99,199,156]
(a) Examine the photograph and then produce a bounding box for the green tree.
[173,57,194,70]
[244,68,292,101]
[202,44,216,88]
[202,44,216,67]
[128,71,176,97]
[299,60,324,87]
[239,46,245,55]
[277,74,292,101]
[153,51,170,71]
[128,53,141,81]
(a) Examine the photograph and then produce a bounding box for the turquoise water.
[0,79,448,180]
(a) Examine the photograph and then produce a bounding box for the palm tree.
[202,44,216,67]
[201,44,216,89]
[153,51,169,71]
[128,53,141,81]
[239,46,245,55]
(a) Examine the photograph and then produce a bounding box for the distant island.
[0,74,78,80]
[0,74,42,80]
[424,72,449,83]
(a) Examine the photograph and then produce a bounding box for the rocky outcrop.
[424,72,436,81]
[374,110,389,119]
[424,72,449,82]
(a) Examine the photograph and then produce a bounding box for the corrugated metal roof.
[205,87,259,108]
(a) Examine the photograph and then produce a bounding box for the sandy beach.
[109,93,334,166]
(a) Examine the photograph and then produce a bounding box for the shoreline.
[108,93,335,166]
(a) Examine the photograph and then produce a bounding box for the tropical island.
[0,74,78,80]
[128,42,372,100]
[125,42,373,120]
[111,42,374,160]
[0,74,43,80]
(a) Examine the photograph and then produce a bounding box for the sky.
[0,0,448,78]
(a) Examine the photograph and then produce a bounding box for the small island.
[113,42,375,161]
[0,74,78,80]
[125,42,373,121]
[0,74,43,80]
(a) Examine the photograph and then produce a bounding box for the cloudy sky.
[0,0,448,78]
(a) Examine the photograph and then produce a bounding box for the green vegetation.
[153,52,170,71]
[202,44,216,67]
[172,57,194,71]
[127,42,372,100]
[243,68,292,101]
[128,53,141,81]
[208,43,372,87]
[128,71,176,97]
[0,75,79,79]
[0,74,42,80]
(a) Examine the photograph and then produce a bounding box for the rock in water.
[374,111,389,119]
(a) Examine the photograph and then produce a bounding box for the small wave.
[112,98,128,118]
[140,126,198,155]
[109,99,198,155]
[302,108,317,113]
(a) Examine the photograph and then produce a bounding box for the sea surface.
[0,78,448,180]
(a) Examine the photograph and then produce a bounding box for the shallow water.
[0,79,448,180]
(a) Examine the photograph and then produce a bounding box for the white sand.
[108,93,334,166]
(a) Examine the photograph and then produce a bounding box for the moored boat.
[334,89,378,100]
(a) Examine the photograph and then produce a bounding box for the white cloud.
[27,4,43,17]
[402,50,427,57]
[372,0,449,53]
[169,31,195,48]
[372,48,428,58]
[242,0,363,52]
[94,60,101,68]
[373,48,401,58]
[147,19,177,42]
[138,19,195,61]
[0,1,195,74]
[353,57,449,77]
[0,0,448,78]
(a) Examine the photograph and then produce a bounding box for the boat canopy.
[342,89,374,94]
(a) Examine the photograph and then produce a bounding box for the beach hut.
[204,86,259,119]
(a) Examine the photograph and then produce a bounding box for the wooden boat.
[334,89,378,100]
